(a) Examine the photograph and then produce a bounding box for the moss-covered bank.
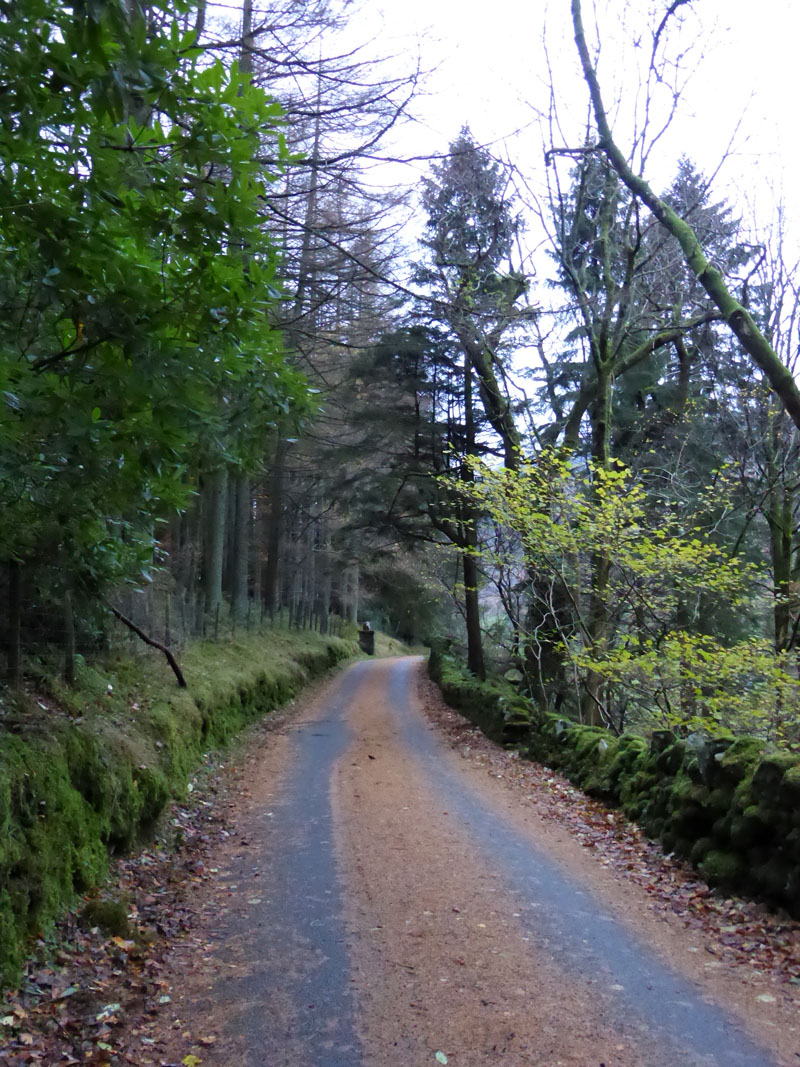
[0,629,355,987]
[428,645,800,917]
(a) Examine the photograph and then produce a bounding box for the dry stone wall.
[428,646,800,916]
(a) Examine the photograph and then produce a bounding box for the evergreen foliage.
[0,0,306,666]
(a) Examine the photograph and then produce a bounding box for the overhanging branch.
[571,0,800,432]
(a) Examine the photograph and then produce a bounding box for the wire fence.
[1,569,353,689]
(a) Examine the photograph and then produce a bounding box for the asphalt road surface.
[160,657,797,1067]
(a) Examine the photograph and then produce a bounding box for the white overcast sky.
[364,0,800,252]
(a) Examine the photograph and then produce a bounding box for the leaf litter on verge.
[417,673,800,989]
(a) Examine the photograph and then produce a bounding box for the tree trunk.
[264,439,286,616]
[64,588,76,686]
[232,474,250,620]
[463,548,485,679]
[222,474,237,598]
[457,329,521,472]
[304,520,316,630]
[348,564,360,623]
[6,560,22,686]
[174,498,201,601]
[462,358,485,679]
[203,466,228,615]
[766,419,794,654]
[591,362,612,467]
[240,0,254,77]
[319,530,332,634]
[252,479,265,610]
[580,364,613,725]
[571,0,800,432]
[524,578,572,710]
[580,550,610,726]
[193,0,207,41]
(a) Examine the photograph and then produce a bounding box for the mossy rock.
[581,737,623,798]
[647,783,672,819]
[527,715,577,768]
[64,731,109,814]
[718,737,766,783]
[606,743,647,802]
[731,778,755,815]
[751,753,798,803]
[670,801,715,838]
[740,804,774,837]
[609,736,647,768]
[503,698,533,724]
[682,755,704,785]
[683,735,734,786]
[650,730,676,754]
[729,811,763,850]
[706,786,735,817]
[689,835,715,868]
[671,834,695,861]
[699,849,744,887]
[711,813,732,843]
[785,828,800,863]
[80,896,131,937]
[0,630,353,991]
[785,868,800,916]
[0,771,16,871]
[779,763,800,806]
[632,813,656,838]
[582,760,617,799]
[539,714,575,743]
[641,809,667,837]
[432,652,800,919]
[501,723,530,746]
[669,774,707,807]
[660,827,680,855]
[0,891,22,985]
[620,768,659,802]
[748,859,791,901]
[745,845,772,868]
[622,733,649,751]
[622,797,647,821]
[573,727,610,754]
[655,741,686,777]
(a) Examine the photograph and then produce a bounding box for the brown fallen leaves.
[3,674,798,1067]
[0,699,299,1067]
[415,672,800,990]
[0,745,244,1067]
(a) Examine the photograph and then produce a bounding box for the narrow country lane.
[158,658,798,1067]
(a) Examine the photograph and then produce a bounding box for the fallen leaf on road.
[110,937,136,953]
[418,673,800,989]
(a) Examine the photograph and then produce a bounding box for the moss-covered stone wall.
[428,647,800,917]
[0,632,355,988]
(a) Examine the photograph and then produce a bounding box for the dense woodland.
[2,0,800,751]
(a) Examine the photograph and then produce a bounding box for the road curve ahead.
[170,657,793,1067]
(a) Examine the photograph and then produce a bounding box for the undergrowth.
[0,627,356,988]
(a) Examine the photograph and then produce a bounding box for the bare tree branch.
[571,0,800,433]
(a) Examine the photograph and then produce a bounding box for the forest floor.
[1,657,799,1066]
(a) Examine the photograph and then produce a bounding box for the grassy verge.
[0,628,356,988]
[372,632,425,658]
